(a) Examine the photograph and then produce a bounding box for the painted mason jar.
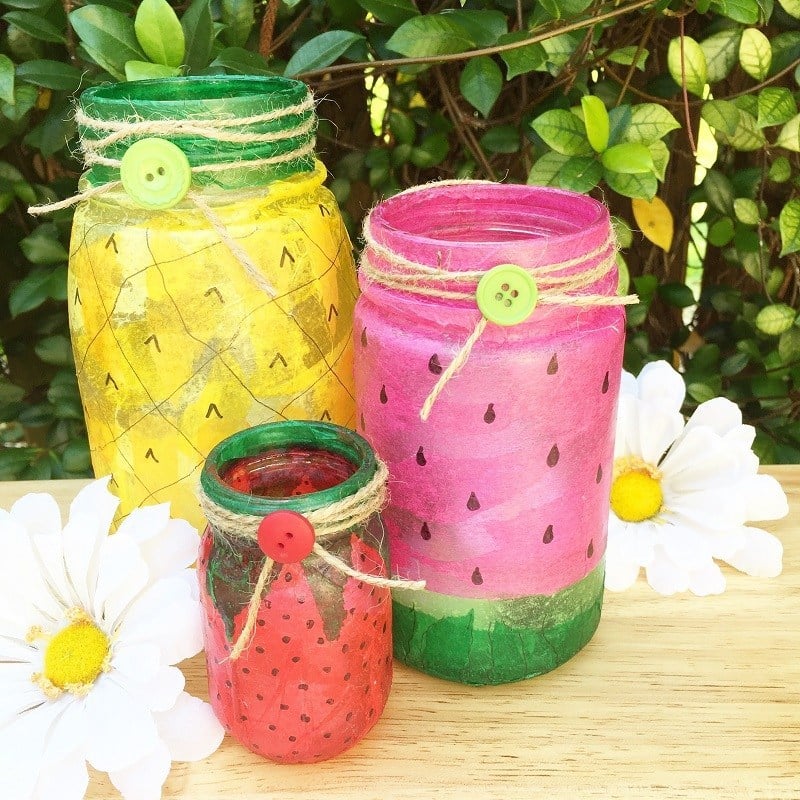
[353,182,629,685]
[67,77,357,529]
[197,421,394,763]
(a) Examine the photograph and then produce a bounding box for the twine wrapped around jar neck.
[198,459,425,661]
[360,180,639,421]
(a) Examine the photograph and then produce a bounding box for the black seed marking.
[257,619,265,627]
[361,327,368,347]
[291,656,300,663]
[289,736,296,742]
[317,637,325,644]
[285,573,292,582]
[467,492,481,511]
[368,708,374,717]
[216,693,221,700]
[379,385,388,404]
[240,715,247,722]
[298,683,308,690]
[596,464,603,483]
[483,403,496,424]
[268,724,276,731]
[305,619,314,629]
[280,704,289,710]
[346,712,354,722]
[257,694,264,701]
[471,567,483,585]
[225,680,232,688]
[420,521,431,541]
[416,446,426,466]
[342,644,349,653]
[547,353,559,374]
[602,371,610,393]
[428,354,443,374]
[543,524,554,544]
[242,667,250,674]
[256,646,265,654]
[360,413,365,431]
[344,672,351,681]
[282,614,290,620]
[547,444,560,467]
[271,668,279,676]
[587,540,595,558]
[323,666,332,673]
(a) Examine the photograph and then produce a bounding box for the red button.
[257,510,315,564]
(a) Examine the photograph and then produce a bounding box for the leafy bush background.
[2,0,800,479]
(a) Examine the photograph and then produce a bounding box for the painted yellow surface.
[68,163,357,529]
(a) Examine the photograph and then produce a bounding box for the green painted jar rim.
[78,76,316,190]
[201,421,378,517]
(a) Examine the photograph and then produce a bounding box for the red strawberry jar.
[354,181,635,685]
[197,421,422,762]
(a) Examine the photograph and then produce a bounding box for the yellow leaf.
[632,196,674,252]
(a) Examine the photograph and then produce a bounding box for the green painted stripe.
[392,564,605,686]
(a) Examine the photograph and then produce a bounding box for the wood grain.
[3,469,798,799]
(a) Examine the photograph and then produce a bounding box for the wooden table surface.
[3,469,798,799]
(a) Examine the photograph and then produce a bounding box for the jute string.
[360,181,639,421]
[198,459,425,660]
[28,93,319,299]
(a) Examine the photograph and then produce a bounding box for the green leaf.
[770,155,792,181]
[20,226,67,264]
[701,99,740,135]
[775,113,800,151]
[409,132,449,166]
[601,142,654,174]
[739,27,771,80]
[778,0,800,18]
[479,124,519,154]
[124,60,180,80]
[531,109,592,156]
[721,352,750,376]
[557,156,603,193]
[607,105,632,146]
[606,45,649,71]
[648,140,669,182]
[2,11,66,43]
[710,0,760,23]
[755,303,797,334]
[15,60,83,90]
[9,267,53,316]
[498,33,547,79]
[667,36,707,97]
[35,335,73,367]
[357,0,419,25]
[659,282,696,308]
[717,109,766,150]
[779,198,800,255]
[386,15,474,57]
[134,0,185,67]
[779,327,800,361]
[708,217,735,246]
[389,109,415,144]
[701,29,741,83]
[62,439,91,473]
[0,448,37,480]
[285,30,365,76]
[221,0,254,48]
[734,197,761,224]
[181,0,214,72]
[211,47,273,75]
[604,170,657,200]
[612,216,633,248]
[441,10,507,46]
[0,55,14,106]
[526,151,571,186]
[687,382,718,403]
[540,33,580,74]
[459,57,501,118]
[581,96,609,153]
[70,5,146,78]
[625,103,680,144]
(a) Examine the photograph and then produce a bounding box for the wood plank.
[1,469,797,799]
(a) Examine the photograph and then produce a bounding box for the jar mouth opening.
[371,183,609,253]
[201,421,377,516]
[81,76,310,112]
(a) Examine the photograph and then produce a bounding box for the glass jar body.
[353,184,624,685]
[197,421,392,763]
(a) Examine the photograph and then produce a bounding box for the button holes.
[145,173,154,182]
[286,531,293,539]
[504,299,512,307]
[511,289,519,298]
[495,292,503,301]
[157,166,165,176]
[501,283,509,291]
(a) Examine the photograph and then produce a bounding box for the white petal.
[661,427,744,493]
[34,752,89,800]
[112,643,161,684]
[94,534,149,631]
[637,361,686,413]
[84,677,159,772]
[687,561,726,596]
[620,369,637,396]
[117,503,170,544]
[10,493,61,537]
[684,397,742,437]
[61,513,109,613]
[43,697,88,766]
[109,741,171,800]
[0,663,49,726]
[117,578,203,665]
[604,554,641,591]
[31,533,78,611]
[704,527,747,562]
[154,693,224,762]
[115,665,185,714]
[636,403,685,466]
[645,548,690,595]
[665,485,745,532]
[0,634,39,663]
[723,526,783,578]
[741,474,789,521]
[614,393,640,459]
[658,525,714,571]
[68,477,119,540]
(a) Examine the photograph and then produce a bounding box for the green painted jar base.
[392,563,604,686]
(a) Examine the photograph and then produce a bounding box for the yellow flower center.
[610,459,664,522]
[41,614,110,692]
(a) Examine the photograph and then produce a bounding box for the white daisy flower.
[606,361,788,596]
[0,478,224,800]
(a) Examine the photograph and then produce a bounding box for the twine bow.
[359,180,639,421]
[198,459,425,660]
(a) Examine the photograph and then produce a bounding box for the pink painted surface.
[353,184,625,599]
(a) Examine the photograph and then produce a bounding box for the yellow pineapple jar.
[67,76,357,528]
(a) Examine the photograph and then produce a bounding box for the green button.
[476,264,538,326]
[119,138,192,210]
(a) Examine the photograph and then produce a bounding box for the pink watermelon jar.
[197,421,393,762]
[353,182,627,685]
